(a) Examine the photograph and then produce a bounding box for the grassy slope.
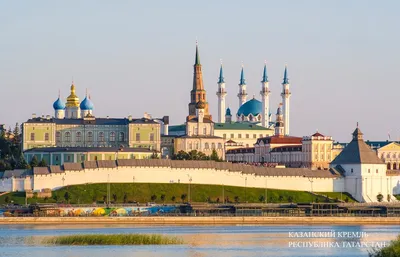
[0,183,356,205]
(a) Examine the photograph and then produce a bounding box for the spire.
[240,64,246,85]
[218,61,225,83]
[262,61,268,83]
[283,65,289,84]
[58,89,61,98]
[86,88,88,97]
[195,41,200,65]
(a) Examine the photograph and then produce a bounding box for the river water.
[0,224,399,257]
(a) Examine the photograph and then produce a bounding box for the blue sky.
[0,0,399,142]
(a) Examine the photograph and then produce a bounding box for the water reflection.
[0,224,399,257]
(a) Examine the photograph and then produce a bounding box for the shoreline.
[1,216,400,225]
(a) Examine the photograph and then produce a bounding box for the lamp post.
[303,175,314,193]
[222,184,225,204]
[245,177,247,203]
[187,174,192,203]
[62,176,65,187]
[107,174,110,207]
[265,177,268,204]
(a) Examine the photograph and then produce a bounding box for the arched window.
[394,163,398,170]
[387,153,391,158]
[30,133,35,141]
[65,132,71,142]
[110,132,116,142]
[211,143,216,149]
[195,142,199,149]
[205,143,209,149]
[218,143,222,149]
[56,132,61,142]
[203,127,207,135]
[87,132,93,142]
[44,133,49,141]
[99,132,104,142]
[119,132,125,142]
[76,132,81,142]
[188,143,192,150]
[393,153,397,159]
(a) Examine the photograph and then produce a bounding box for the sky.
[0,0,399,142]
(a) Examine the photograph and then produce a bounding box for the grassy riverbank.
[0,183,356,205]
[42,234,183,245]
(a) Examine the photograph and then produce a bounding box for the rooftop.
[24,147,154,153]
[25,117,159,125]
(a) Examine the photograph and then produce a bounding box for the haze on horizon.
[0,0,399,143]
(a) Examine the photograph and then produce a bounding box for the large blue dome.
[237,99,262,116]
[53,98,65,110]
[80,97,94,110]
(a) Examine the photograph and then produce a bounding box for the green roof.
[214,122,272,131]
[169,124,186,132]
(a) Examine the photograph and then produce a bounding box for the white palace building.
[0,127,399,203]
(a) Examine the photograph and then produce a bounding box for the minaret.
[188,42,211,121]
[216,61,227,123]
[65,81,81,119]
[225,107,232,123]
[260,62,270,128]
[237,64,248,107]
[275,104,285,137]
[281,65,291,135]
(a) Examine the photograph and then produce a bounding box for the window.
[368,169,371,173]
[45,133,49,141]
[218,143,222,149]
[76,132,81,142]
[189,143,192,150]
[56,132,61,142]
[110,132,116,142]
[205,143,209,149]
[376,169,379,174]
[203,127,206,135]
[223,134,226,139]
[259,134,263,138]
[194,128,198,135]
[246,144,249,147]
[246,134,249,139]
[351,168,354,173]
[67,156,71,161]
[253,134,257,139]
[150,133,154,141]
[231,134,234,138]
[238,134,242,139]
[195,142,199,149]
[65,132,71,142]
[99,132,104,142]
[87,132,93,142]
[136,133,140,141]
[30,133,35,141]
[211,143,216,149]
[119,132,125,142]
[55,156,59,161]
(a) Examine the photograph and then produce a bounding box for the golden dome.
[66,82,80,108]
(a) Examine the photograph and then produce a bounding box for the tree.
[103,195,107,203]
[172,151,189,160]
[150,151,159,159]
[12,123,20,146]
[160,194,166,203]
[171,196,176,202]
[64,192,70,203]
[259,195,265,202]
[30,156,39,168]
[92,196,97,203]
[387,194,391,202]
[44,197,48,202]
[234,196,240,203]
[38,158,47,167]
[288,196,294,203]
[0,160,7,171]
[4,196,9,203]
[216,197,220,203]
[181,193,187,203]
[112,193,117,203]
[17,155,30,169]
[210,149,220,161]
[377,194,384,202]
[150,194,157,202]
[123,193,128,203]
[345,197,349,203]
[206,196,211,203]
[53,194,59,202]
[278,195,284,202]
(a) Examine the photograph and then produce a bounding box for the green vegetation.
[369,235,400,257]
[395,195,400,201]
[0,123,26,171]
[42,234,184,245]
[0,183,356,205]
[171,149,222,161]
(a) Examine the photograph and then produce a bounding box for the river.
[0,224,399,257]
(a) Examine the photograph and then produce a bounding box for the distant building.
[24,147,154,166]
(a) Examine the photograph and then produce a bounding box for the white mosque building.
[217,63,291,136]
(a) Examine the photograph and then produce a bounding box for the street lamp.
[187,174,192,203]
[62,176,65,187]
[265,177,268,204]
[222,184,225,204]
[107,174,110,207]
[245,177,247,203]
[303,175,314,193]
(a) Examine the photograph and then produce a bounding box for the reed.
[369,235,400,257]
[43,234,184,245]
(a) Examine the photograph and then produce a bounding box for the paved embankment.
[1,216,400,225]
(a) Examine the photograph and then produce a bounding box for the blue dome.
[237,99,262,117]
[53,98,65,110]
[80,97,94,110]
[225,107,231,116]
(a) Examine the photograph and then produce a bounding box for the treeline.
[0,123,30,171]
[171,149,223,161]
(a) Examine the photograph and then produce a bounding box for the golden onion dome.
[66,82,80,108]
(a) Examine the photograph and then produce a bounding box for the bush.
[377,194,384,202]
